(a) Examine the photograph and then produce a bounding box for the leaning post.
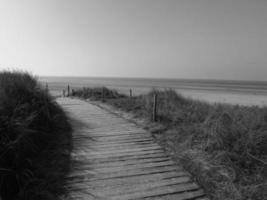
[45,83,49,93]
[102,87,105,101]
[129,89,132,98]
[153,93,158,122]
[67,85,70,97]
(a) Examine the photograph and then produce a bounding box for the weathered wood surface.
[57,98,208,200]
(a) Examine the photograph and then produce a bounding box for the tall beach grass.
[0,71,72,200]
[72,87,267,200]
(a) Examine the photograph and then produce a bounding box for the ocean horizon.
[39,76,267,107]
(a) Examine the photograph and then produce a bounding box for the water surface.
[40,76,267,106]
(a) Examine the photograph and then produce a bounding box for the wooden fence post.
[90,88,93,97]
[45,83,48,93]
[153,93,158,122]
[67,85,70,97]
[129,89,132,98]
[102,87,105,100]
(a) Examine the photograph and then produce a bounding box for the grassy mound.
[73,87,267,200]
[72,87,126,100]
[0,71,72,200]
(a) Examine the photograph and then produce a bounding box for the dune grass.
[72,87,126,100]
[73,87,267,200]
[0,71,72,200]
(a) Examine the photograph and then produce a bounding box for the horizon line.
[39,75,267,83]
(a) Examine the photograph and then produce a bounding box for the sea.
[39,76,267,107]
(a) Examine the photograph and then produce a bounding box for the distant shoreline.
[39,76,267,106]
[39,75,267,85]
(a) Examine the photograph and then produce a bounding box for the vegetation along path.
[57,98,208,200]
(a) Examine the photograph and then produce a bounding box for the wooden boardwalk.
[58,98,207,200]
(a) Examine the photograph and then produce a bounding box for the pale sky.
[0,0,267,80]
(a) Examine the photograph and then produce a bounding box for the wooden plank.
[144,189,205,200]
[90,142,158,149]
[90,171,188,187]
[90,145,162,154]
[91,177,193,196]
[89,166,182,180]
[107,183,202,200]
[91,157,172,167]
[87,149,164,158]
[90,135,153,141]
[93,160,177,173]
[72,152,167,161]
[88,138,154,144]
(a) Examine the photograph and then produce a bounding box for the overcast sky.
[0,0,266,80]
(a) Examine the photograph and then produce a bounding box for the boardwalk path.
[57,98,207,200]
